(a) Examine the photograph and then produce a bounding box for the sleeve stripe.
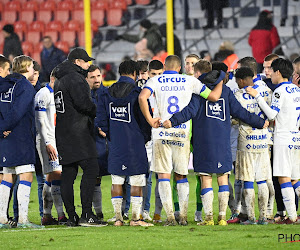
[35,107,47,111]
[199,85,206,94]
[144,86,153,95]
[270,105,280,112]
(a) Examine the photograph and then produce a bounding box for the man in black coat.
[2,24,23,62]
[54,48,105,227]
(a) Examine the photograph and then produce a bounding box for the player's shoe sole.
[17,222,45,229]
[240,219,257,225]
[130,220,154,227]
[197,220,214,226]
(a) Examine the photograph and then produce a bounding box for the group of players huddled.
[0,48,299,229]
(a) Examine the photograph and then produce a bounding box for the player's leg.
[142,172,152,221]
[153,173,163,223]
[198,174,214,225]
[93,177,103,221]
[266,179,275,220]
[257,180,269,224]
[129,175,153,227]
[174,173,189,225]
[41,174,55,225]
[195,175,203,222]
[217,173,230,226]
[0,172,14,227]
[49,170,66,224]
[241,181,256,224]
[172,174,179,220]
[111,175,124,226]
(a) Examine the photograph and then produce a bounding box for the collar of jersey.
[276,81,292,88]
[117,76,136,85]
[163,70,178,74]
[46,83,54,93]
[253,74,261,83]
[243,84,259,90]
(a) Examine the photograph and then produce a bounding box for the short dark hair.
[0,55,10,69]
[33,61,41,72]
[238,57,257,75]
[149,60,163,71]
[136,60,149,73]
[165,55,181,69]
[194,59,212,74]
[235,67,254,79]
[293,56,300,64]
[264,53,279,62]
[212,62,228,73]
[88,64,101,73]
[271,58,293,79]
[50,66,59,78]
[119,60,137,76]
[42,36,52,41]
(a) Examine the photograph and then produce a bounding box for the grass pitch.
[0,172,299,249]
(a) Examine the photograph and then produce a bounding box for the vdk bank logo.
[109,102,131,123]
[206,98,225,121]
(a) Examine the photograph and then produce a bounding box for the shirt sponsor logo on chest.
[206,98,225,121]
[109,102,131,123]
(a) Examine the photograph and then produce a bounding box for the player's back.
[272,83,300,138]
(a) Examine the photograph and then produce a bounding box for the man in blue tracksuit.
[163,70,267,225]
[96,60,153,227]
[0,55,42,229]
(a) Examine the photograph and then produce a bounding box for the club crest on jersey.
[206,98,225,121]
[109,102,131,123]
[274,92,280,99]
[54,91,65,113]
[0,84,16,103]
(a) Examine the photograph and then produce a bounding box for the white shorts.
[197,171,231,177]
[235,150,271,182]
[3,164,35,175]
[150,139,190,175]
[273,144,300,180]
[111,174,146,186]
[36,140,62,174]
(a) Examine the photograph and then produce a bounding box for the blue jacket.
[0,73,36,167]
[170,84,265,174]
[92,86,109,176]
[96,76,151,176]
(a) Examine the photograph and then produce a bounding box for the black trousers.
[61,158,99,217]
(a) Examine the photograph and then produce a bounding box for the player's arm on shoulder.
[205,80,223,102]
[138,87,160,128]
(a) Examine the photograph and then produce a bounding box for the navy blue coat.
[92,86,109,177]
[170,84,265,174]
[0,73,36,167]
[96,76,151,176]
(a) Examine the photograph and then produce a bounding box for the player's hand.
[163,120,172,128]
[3,131,11,138]
[292,73,300,87]
[98,128,106,137]
[46,144,58,161]
[263,120,269,128]
[245,87,258,97]
[149,117,161,128]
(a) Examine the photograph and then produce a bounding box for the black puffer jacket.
[54,60,97,165]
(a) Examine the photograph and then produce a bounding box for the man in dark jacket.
[54,48,104,227]
[2,24,23,62]
[40,36,66,83]
[0,55,41,229]
[163,70,268,226]
[96,60,153,227]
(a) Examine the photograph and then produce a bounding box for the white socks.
[218,185,230,220]
[51,180,64,218]
[18,180,32,224]
[0,180,12,224]
[158,179,175,221]
[176,178,189,220]
[43,181,53,216]
[243,181,255,220]
[131,196,143,221]
[281,182,297,221]
[257,181,269,219]
[201,188,214,220]
[266,179,275,218]
[111,197,123,221]
[92,184,102,216]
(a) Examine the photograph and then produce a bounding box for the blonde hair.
[219,41,234,51]
[12,55,33,74]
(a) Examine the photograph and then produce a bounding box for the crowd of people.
[0,44,299,229]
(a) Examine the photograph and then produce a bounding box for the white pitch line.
[1,227,75,233]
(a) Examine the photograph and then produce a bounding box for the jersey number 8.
[167,96,179,114]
